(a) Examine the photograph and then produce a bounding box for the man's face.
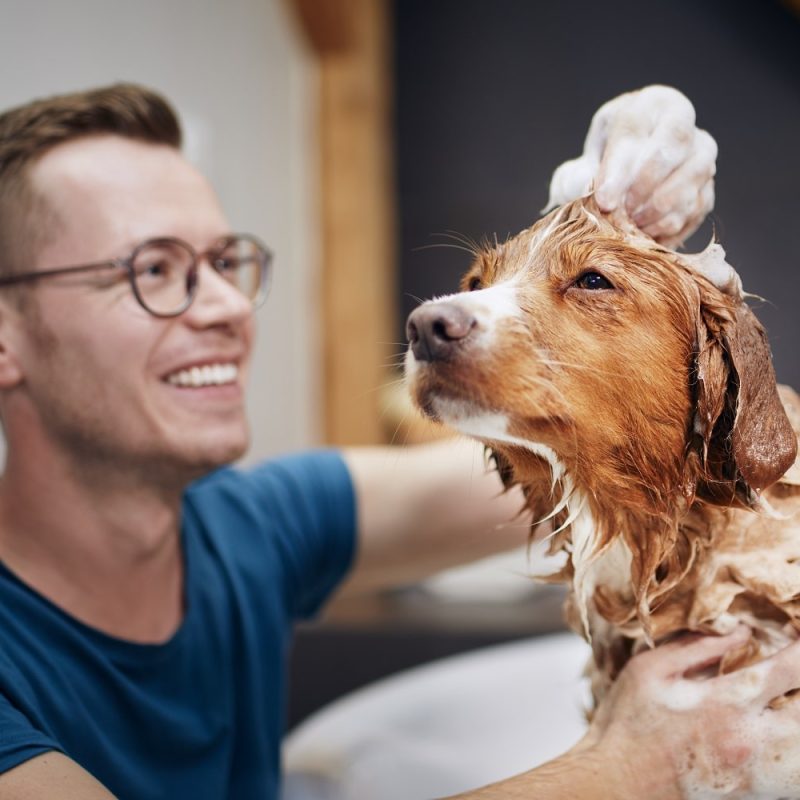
[7,135,255,484]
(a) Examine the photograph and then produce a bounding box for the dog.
[404,196,800,705]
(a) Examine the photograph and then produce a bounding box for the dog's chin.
[409,385,479,428]
[411,388,513,443]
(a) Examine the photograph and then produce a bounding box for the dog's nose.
[406,302,477,362]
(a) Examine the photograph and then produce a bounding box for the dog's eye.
[467,276,482,291]
[574,271,614,291]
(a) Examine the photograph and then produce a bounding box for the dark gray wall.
[395,0,800,387]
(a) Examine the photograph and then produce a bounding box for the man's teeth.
[167,363,239,388]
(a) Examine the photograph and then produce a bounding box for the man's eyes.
[137,260,174,279]
[212,257,239,273]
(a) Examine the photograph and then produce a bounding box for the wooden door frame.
[289,0,396,446]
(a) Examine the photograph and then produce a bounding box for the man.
[0,84,797,800]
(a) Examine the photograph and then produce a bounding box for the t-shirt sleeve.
[0,692,60,776]
[196,450,358,621]
[248,450,357,619]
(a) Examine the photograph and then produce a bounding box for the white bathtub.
[282,632,591,799]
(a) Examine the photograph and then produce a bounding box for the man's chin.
[167,431,251,485]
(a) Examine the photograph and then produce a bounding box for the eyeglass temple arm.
[0,260,124,287]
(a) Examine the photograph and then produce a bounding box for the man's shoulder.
[186,448,347,496]
[181,448,355,550]
[184,448,352,506]
[179,448,357,618]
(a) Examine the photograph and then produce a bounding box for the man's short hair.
[0,83,183,278]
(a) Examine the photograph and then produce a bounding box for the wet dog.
[405,196,800,702]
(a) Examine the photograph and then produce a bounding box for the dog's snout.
[406,302,477,362]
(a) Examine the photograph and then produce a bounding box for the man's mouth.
[165,362,239,388]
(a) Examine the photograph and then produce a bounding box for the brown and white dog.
[405,197,800,703]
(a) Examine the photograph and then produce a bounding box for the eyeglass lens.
[130,237,269,316]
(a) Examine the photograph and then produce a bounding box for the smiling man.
[0,84,798,800]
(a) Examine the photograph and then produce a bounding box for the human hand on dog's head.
[580,627,800,800]
[547,85,716,248]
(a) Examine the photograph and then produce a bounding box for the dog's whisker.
[439,230,483,254]
[376,377,407,392]
[353,378,408,404]
[413,242,480,258]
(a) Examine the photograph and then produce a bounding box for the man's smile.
[165,362,239,388]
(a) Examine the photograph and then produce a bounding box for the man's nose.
[406,302,477,362]
[185,263,253,326]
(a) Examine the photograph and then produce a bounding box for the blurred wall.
[396,0,800,388]
[0,0,321,461]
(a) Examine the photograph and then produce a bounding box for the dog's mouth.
[405,361,480,424]
[405,359,527,447]
[404,297,497,425]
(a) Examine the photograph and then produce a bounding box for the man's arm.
[339,439,533,595]
[0,752,117,799]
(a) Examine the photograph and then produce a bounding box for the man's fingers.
[594,132,640,212]
[631,130,717,229]
[639,626,752,680]
[545,153,598,212]
[580,93,623,162]
[622,119,698,215]
[756,638,800,703]
[592,96,655,210]
[546,85,716,239]
[639,179,714,247]
[640,182,712,247]
[595,86,698,213]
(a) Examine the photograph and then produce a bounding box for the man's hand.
[547,85,717,247]
[584,627,800,800]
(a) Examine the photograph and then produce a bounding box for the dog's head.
[405,197,796,529]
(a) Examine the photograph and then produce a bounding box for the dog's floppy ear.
[690,288,797,508]
[725,303,797,490]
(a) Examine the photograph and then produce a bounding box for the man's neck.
[0,441,188,644]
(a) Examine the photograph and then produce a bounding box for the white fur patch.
[527,204,569,256]
[569,501,601,638]
[430,404,564,485]
[434,400,640,645]
[471,283,523,324]
[432,402,629,639]
[449,283,521,340]
[406,283,522,359]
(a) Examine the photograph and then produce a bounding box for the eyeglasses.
[0,234,273,318]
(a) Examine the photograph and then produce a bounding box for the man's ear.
[687,287,797,508]
[0,303,25,389]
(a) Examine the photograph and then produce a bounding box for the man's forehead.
[29,135,206,198]
[27,134,229,260]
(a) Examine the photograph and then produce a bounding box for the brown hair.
[0,83,183,277]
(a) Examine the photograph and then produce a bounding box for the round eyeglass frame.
[0,233,274,318]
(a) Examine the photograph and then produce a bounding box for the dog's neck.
[510,449,707,644]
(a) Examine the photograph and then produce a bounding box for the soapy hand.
[582,627,800,800]
[547,86,717,248]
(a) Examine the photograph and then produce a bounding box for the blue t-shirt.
[0,450,357,799]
